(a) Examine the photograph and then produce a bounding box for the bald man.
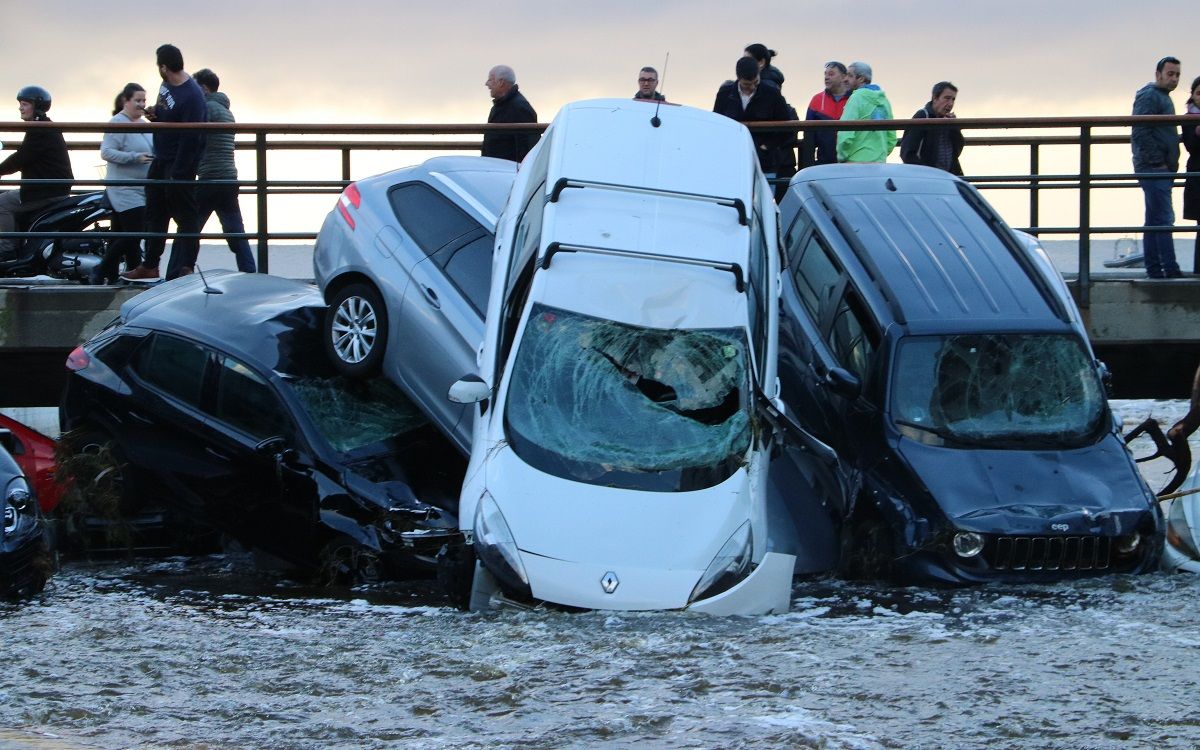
[482,65,538,162]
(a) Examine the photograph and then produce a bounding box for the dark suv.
[775,164,1162,583]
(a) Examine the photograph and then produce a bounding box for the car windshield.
[504,304,751,492]
[286,376,428,454]
[891,333,1106,447]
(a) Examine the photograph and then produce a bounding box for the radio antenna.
[651,52,669,128]
[195,263,223,295]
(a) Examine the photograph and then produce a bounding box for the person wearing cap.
[0,86,73,257]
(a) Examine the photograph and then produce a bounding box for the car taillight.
[336,182,361,229]
[65,346,91,371]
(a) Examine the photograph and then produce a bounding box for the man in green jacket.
[836,62,896,163]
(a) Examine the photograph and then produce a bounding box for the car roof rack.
[541,241,745,292]
[549,177,748,226]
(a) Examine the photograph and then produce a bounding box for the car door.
[124,333,223,521]
[196,354,318,562]
[393,188,491,452]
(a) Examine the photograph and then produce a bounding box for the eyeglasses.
[638,78,657,84]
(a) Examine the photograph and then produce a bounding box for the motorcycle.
[0,191,113,283]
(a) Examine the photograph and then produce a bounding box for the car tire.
[325,282,387,379]
[317,535,383,586]
[837,503,894,581]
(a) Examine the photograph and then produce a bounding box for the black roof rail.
[954,181,1072,324]
[549,177,748,226]
[541,242,745,292]
[809,182,908,327]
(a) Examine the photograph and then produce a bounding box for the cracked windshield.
[288,377,427,454]
[504,304,751,490]
[891,333,1105,446]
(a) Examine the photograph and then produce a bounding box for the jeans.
[143,159,200,280]
[1137,167,1179,276]
[195,183,256,273]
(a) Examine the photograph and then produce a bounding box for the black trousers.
[142,159,199,280]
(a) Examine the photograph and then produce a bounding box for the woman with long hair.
[94,82,153,284]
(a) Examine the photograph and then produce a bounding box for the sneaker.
[1165,270,1184,278]
[179,266,194,276]
[120,265,160,282]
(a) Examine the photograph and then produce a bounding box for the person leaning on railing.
[1131,55,1183,279]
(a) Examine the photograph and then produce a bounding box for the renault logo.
[600,571,619,594]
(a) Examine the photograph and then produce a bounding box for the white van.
[449,99,795,614]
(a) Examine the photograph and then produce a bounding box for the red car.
[0,414,64,514]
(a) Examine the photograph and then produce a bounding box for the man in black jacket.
[713,57,794,181]
[482,65,538,163]
[899,81,964,175]
[0,86,73,257]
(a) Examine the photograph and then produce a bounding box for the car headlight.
[473,492,531,599]
[4,479,33,536]
[689,521,752,604]
[1166,499,1200,559]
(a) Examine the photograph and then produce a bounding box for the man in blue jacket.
[1132,56,1182,278]
[122,44,207,282]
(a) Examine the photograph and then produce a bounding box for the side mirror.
[824,367,862,401]
[449,374,491,404]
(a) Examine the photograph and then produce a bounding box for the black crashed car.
[773,164,1162,584]
[60,271,467,583]
[0,427,49,597]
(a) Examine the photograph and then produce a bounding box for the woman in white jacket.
[94,83,153,284]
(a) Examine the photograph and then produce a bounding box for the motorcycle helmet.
[16,86,51,114]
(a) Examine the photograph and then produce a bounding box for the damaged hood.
[896,434,1155,535]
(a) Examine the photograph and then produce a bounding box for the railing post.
[1029,143,1040,233]
[255,130,269,274]
[342,148,351,182]
[1078,126,1091,309]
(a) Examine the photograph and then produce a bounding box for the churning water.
[1,400,1198,750]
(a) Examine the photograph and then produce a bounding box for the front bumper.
[469,551,795,615]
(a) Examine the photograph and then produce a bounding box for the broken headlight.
[689,521,752,603]
[1166,499,1200,560]
[474,492,531,598]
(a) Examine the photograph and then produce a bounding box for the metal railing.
[0,114,1195,306]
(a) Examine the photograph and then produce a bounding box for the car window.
[783,211,814,265]
[134,334,208,407]
[438,232,493,314]
[794,233,842,323]
[747,207,768,382]
[827,290,878,385]
[388,182,480,256]
[213,356,293,442]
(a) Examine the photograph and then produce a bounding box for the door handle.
[204,445,231,461]
[421,285,441,309]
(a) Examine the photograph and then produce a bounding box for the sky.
[2,1,1194,235]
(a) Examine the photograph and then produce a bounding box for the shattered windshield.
[504,304,751,492]
[287,376,428,454]
[891,333,1105,447]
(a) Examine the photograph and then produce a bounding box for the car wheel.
[325,282,387,378]
[317,535,383,586]
[837,503,894,581]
